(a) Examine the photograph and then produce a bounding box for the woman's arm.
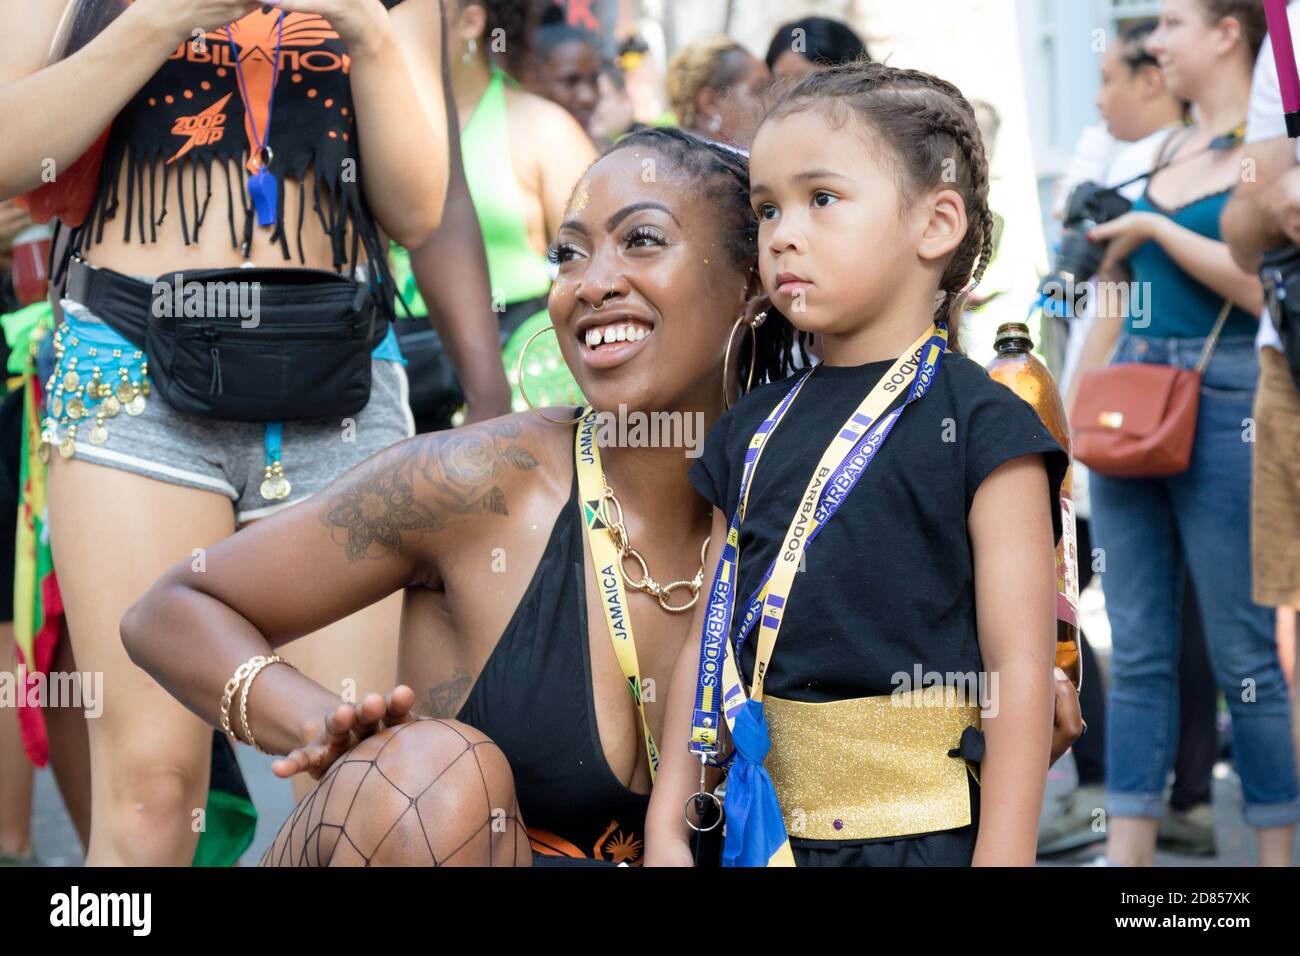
[406,3,511,422]
[120,416,540,759]
[1091,212,1264,315]
[1222,136,1300,273]
[269,0,449,248]
[535,99,600,243]
[968,454,1056,867]
[0,0,261,199]
[644,506,729,866]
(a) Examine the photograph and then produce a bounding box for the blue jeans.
[1090,332,1300,828]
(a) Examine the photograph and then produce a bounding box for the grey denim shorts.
[46,298,415,526]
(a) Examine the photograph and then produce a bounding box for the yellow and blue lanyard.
[574,409,660,782]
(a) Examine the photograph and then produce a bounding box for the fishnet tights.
[259,719,531,867]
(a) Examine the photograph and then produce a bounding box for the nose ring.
[591,298,608,312]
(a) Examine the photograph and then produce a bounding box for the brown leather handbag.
[1070,301,1231,478]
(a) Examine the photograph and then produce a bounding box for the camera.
[1260,245,1300,391]
[1039,181,1134,312]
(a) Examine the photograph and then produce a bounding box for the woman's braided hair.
[766,61,995,349]
[604,127,809,392]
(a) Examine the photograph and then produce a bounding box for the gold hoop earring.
[517,325,589,425]
[722,310,767,411]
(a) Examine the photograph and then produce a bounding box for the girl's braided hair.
[603,126,809,393]
[765,61,996,349]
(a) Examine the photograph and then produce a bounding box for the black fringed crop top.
[76,2,405,301]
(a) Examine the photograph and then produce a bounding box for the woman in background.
[1076,0,1297,867]
[589,60,640,149]
[666,36,769,153]
[529,7,603,136]
[422,0,596,414]
[1041,19,1219,862]
[390,1,512,436]
[764,16,870,81]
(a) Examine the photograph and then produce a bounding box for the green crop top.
[392,66,552,316]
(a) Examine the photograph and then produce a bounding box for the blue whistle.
[247,167,278,228]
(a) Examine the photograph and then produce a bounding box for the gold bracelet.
[220,656,271,746]
[238,654,288,755]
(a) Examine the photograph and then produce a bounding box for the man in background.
[1221,0,1300,773]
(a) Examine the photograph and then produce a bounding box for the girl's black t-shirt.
[688,352,1069,702]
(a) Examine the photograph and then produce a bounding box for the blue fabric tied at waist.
[370,323,406,365]
[722,699,791,867]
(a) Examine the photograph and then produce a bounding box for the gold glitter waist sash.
[763,690,981,842]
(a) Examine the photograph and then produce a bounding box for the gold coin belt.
[39,323,151,463]
[259,455,291,501]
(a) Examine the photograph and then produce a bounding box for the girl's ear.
[917,188,968,265]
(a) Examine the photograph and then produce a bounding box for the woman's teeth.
[585,323,650,348]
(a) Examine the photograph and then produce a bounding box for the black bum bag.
[65,256,385,422]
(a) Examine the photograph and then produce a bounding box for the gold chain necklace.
[599,484,709,613]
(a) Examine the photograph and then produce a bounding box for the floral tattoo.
[320,419,540,561]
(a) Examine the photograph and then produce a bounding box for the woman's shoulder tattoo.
[319,418,542,562]
[421,667,473,718]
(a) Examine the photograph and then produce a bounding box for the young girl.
[645,62,1070,867]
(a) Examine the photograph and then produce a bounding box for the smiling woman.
[120,127,810,866]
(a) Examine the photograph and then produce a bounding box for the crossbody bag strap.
[1194,300,1233,374]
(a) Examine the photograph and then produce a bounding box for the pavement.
[21,579,1300,866]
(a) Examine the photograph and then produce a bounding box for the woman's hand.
[263,0,389,53]
[0,199,29,263]
[153,0,265,42]
[1090,211,1166,276]
[1265,164,1300,248]
[272,685,418,780]
[1049,666,1085,766]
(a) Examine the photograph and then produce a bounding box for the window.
[1106,0,1161,20]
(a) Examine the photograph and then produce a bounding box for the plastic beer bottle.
[986,321,1082,691]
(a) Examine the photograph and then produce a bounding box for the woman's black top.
[75,1,403,301]
[456,442,650,866]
